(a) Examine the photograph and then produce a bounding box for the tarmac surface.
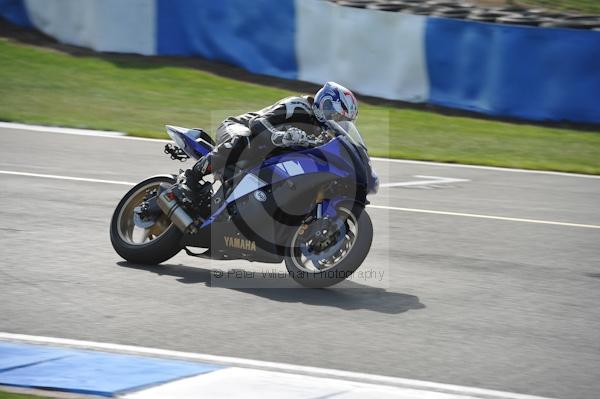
[1,126,599,399]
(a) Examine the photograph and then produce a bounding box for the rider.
[184,81,359,196]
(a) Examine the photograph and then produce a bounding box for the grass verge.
[0,38,599,174]
[0,390,62,399]
[517,0,600,13]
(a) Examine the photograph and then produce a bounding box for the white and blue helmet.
[313,82,358,124]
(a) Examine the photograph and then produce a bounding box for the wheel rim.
[116,182,172,246]
[290,207,359,273]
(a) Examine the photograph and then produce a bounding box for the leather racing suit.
[192,95,325,182]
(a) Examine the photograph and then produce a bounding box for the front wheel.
[110,175,182,265]
[285,205,373,288]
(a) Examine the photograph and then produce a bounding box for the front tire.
[110,175,182,265]
[284,205,373,288]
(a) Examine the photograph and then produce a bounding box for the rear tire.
[284,205,373,288]
[110,175,182,265]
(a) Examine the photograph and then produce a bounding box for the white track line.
[370,157,600,179]
[0,170,136,186]
[380,175,470,188]
[0,121,126,138]
[1,121,598,179]
[0,122,169,143]
[2,169,598,230]
[367,205,600,229]
[0,333,554,399]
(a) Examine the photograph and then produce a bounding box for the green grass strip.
[517,0,600,13]
[0,390,65,399]
[1,38,599,174]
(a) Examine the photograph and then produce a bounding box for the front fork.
[318,198,344,219]
[298,198,349,263]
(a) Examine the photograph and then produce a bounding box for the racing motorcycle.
[110,121,379,288]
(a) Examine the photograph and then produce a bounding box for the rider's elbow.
[248,116,264,132]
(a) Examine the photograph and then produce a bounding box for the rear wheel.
[110,175,182,265]
[284,205,373,288]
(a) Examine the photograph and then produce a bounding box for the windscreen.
[328,120,367,150]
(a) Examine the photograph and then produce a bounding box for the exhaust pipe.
[157,189,198,234]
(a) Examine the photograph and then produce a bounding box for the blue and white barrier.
[425,18,600,124]
[1,0,599,124]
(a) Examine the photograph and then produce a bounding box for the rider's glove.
[273,127,311,147]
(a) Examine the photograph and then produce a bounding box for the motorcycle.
[110,121,379,288]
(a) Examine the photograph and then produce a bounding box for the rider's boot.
[182,139,234,199]
[180,152,213,204]
[185,154,212,187]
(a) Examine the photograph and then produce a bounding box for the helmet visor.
[322,99,353,122]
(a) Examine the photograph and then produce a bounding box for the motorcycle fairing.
[199,136,358,229]
[182,171,339,259]
[182,134,373,260]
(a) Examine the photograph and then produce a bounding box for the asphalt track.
[1,125,599,399]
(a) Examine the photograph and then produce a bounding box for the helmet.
[313,82,358,124]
